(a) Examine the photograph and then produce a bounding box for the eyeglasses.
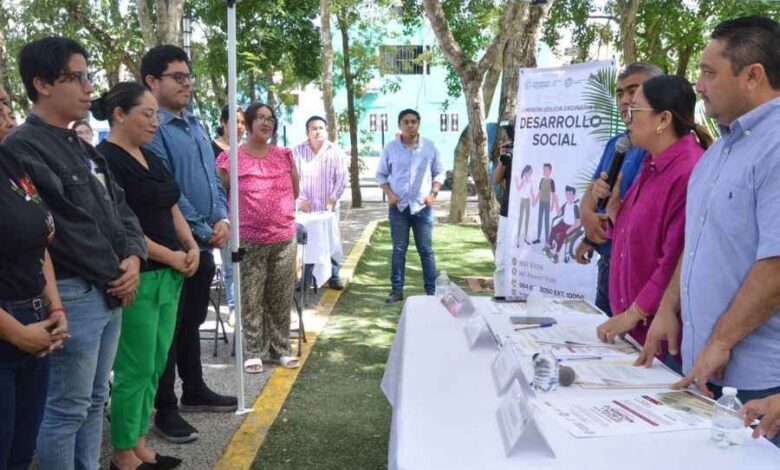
[254,116,276,125]
[59,70,95,86]
[626,106,654,123]
[160,72,196,84]
[134,108,159,121]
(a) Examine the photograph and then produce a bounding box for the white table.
[381,296,780,470]
[295,211,344,287]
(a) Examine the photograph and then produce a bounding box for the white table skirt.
[296,211,344,287]
[381,296,780,470]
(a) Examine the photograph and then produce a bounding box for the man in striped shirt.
[293,116,348,289]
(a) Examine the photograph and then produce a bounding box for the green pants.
[111,268,183,449]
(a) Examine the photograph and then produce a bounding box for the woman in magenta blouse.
[216,103,301,373]
[596,75,713,370]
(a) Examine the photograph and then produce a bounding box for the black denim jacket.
[3,115,147,296]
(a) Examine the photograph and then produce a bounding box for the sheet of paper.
[533,391,712,438]
[510,326,637,359]
[570,360,682,388]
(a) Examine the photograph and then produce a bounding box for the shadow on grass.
[252,223,494,470]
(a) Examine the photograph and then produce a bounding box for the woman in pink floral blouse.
[216,103,300,372]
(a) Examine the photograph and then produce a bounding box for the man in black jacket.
[3,37,146,470]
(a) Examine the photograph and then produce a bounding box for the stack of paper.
[569,360,682,389]
[510,326,637,360]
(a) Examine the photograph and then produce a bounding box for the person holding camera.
[493,132,514,298]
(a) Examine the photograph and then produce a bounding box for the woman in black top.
[0,146,68,469]
[93,82,199,470]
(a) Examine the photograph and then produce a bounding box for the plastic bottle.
[434,271,451,298]
[710,387,745,448]
[533,345,559,393]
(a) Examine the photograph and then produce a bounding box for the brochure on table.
[533,391,714,438]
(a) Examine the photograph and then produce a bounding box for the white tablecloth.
[295,211,344,287]
[381,296,780,470]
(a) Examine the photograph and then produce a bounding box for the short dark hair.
[18,37,89,102]
[543,163,552,170]
[70,119,92,131]
[305,115,327,132]
[711,16,780,89]
[244,102,277,137]
[216,104,244,137]
[91,81,148,126]
[642,75,713,150]
[565,185,576,194]
[140,45,191,89]
[618,62,663,82]
[398,108,420,124]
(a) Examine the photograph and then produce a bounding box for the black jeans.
[0,299,49,469]
[155,251,216,412]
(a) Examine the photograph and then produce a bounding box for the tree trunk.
[338,14,362,208]
[423,0,523,248]
[320,0,338,141]
[616,0,640,65]
[135,0,157,49]
[247,69,257,103]
[448,66,500,224]
[448,127,470,223]
[463,80,499,247]
[675,43,694,77]
[154,0,184,46]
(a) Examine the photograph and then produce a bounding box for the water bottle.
[533,345,559,393]
[710,387,745,447]
[435,271,451,298]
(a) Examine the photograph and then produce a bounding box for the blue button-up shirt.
[682,96,780,390]
[376,137,446,214]
[145,109,227,247]
[591,132,647,257]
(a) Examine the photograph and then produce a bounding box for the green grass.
[252,223,495,470]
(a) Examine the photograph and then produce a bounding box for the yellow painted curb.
[214,219,381,470]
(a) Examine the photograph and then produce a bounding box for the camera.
[499,119,514,166]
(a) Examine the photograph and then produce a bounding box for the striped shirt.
[292,140,347,212]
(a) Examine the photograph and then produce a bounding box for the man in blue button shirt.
[636,17,780,444]
[142,45,236,443]
[574,62,663,316]
[377,109,446,303]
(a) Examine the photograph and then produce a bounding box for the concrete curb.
[213,219,382,470]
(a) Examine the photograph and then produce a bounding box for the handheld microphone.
[559,365,576,387]
[596,135,631,210]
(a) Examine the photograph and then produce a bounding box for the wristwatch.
[429,189,439,198]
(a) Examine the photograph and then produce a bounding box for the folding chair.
[292,223,308,356]
[199,252,229,357]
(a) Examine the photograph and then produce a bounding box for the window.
[369,113,389,132]
[439,113,448,132]
[380,45,429,75]
[440,113,459,132]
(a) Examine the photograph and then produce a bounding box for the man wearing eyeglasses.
[3,37,146,469]
[141,45,236,444]
[573,62,663,316]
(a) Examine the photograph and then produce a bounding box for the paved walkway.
[95,181,479,469]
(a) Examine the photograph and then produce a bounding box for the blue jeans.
[221,245,234,310]
[595,255,612,317]
[0,299,49,470]
[388,206,436,295]
[708,383,780,447]
[36,278,122,470]
[302,258,341,287]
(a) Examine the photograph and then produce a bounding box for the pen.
[514,323,554,331]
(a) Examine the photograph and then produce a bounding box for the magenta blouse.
[608,133,704,345]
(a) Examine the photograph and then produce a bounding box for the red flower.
[18,175,38,198]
